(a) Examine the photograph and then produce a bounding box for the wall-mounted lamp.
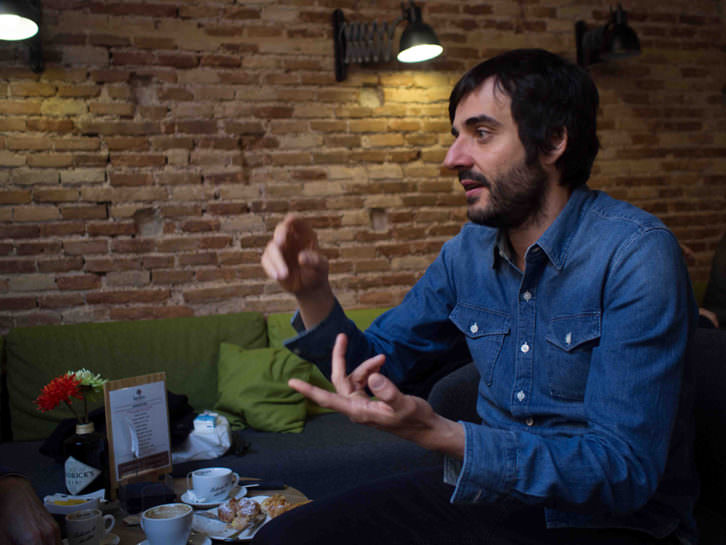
[575,4,640,68]
[0,0,39,40]
[333,1,443,82]
[0,0,43,72]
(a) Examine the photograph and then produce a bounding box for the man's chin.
[467,207,499,228]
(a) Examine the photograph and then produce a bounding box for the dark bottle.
[63,422,109,496]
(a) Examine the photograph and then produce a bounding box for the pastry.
[218,497,266,531]
[261,494,311,518]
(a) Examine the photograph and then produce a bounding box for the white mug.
[65,508,115,545]
[140,503,193,545]
[186,467,239,502]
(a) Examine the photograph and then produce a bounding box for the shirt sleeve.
[451,227,697,514]
[284,244,472,392]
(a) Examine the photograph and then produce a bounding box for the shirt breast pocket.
[450,304,510,386]
[545,312,601,401]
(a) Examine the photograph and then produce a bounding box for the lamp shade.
[600,6,640,59]
[397,20,442,63]
[0,0,39,41]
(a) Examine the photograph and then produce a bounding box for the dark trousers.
[252,467,676,545]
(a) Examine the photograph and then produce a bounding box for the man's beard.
[462,159,548,230]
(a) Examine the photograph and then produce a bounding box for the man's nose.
[443,138,472,170]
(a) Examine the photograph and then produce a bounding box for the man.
[258,49,697,544]
[0,467,61,545]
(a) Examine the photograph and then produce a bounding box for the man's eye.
[476,128,491,140]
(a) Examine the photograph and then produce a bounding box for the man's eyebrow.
[451,114,501,137]
[464,114,501,128]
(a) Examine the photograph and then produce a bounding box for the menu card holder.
[103,373,172,500]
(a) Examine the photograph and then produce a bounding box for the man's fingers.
[261,241,288,281]
[289,378,395,423]
[348,355,386,389]
[289,378,348,413]
[367,373,405,410]
[273,214,297,246]
[330,334,350,394]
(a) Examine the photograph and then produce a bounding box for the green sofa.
[0,308,440,500]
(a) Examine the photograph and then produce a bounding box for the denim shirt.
[286,187,698,543]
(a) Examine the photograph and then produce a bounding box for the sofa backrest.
[5,312,267,441]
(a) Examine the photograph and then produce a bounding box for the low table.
[110,478,309,544]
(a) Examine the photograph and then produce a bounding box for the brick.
[60,168,107,185]
[87,221,136,236]
[152,270,194,284]
[90,69,130,83]
[88,102,135,116]
[86,289,169,305]
[0,259,36,273]
[110,153,166,167]
[8,273,56,291]
[56,274,102,290]
[37,257,84,273]
[61,205,109,220]
[10,82,56,97]
[110,239,155,254]
[13,206,61,222]
[110,305,194,321]
[63,240,108,255]
[34,188,79,202]
[179,252,217,266]
[27,154,73,168]
[38,293,85,308]
[16,241,63,255]
[106,270,150,287]
[0,190,31,204]
[0,100,42,115]
[0,297,37,311]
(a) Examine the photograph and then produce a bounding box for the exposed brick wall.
[0,1,724,334]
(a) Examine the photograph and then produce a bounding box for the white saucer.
[137,533,211,545]
[180,485,247,509]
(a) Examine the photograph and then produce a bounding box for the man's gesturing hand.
[261,214,328,296]
[261,214,335,328]
[288,334,465,459]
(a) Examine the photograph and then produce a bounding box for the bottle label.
[65,456,101,495]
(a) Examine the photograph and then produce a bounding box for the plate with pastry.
[192,496,269,541]
[191,494,312,541]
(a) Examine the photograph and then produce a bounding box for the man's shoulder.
[585,189,669,233]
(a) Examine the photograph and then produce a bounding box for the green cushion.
[6,312,267,441]
[214,344,333,433]
[694,280,708,306]
[266,307,391,348]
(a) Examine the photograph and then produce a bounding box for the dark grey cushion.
[2,412,441,501]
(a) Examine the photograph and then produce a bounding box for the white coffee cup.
[65,508,115,545]
[186,467,239,502]
[140,503,193,545]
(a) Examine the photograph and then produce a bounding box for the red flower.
[35,373,83,413]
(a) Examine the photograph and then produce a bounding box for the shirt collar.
[491,185,592,272]
[533,185,592,271]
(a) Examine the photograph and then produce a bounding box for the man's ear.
[542,127,568,166]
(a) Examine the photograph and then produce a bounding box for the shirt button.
[522,291,532,301]
[516,390,526,402]
[520,342,530,353]
[470,323,479,334]
[525,417,534,426]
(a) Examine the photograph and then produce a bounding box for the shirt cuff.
[283,299,348,364]
[448,421,518,504]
